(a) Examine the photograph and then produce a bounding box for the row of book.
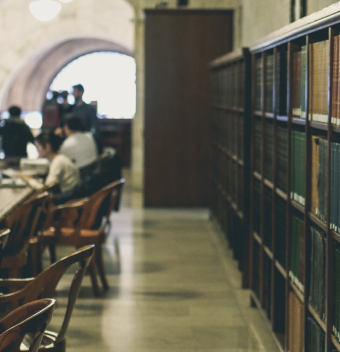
[253,51,288,115]
[309,227,326,321]
[252,122,287,191]
[211,62,246,108]
[211,147,229,197]
[291,131,306,206]
[211,111,245,162]
[289,215,305,293]
[211,147,245,213]
[311,137,328,223]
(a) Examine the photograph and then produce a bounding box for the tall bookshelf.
[248,4,340,352]
[209,48,251,288]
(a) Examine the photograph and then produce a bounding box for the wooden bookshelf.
[209,48,251,288]
[248,4,340,352]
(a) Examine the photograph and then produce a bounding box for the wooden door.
[144,10,233,207]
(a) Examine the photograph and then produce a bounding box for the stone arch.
[0,37,133,111]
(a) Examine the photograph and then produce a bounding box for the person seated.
[18,132,80,193]
[59,115,98,168]
[0,105,34,158]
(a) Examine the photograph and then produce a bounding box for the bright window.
[49,52,136,119]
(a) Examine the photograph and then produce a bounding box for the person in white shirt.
[22,132,80,193]
[60,115,98,169]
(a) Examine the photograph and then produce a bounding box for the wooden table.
[0,187,34,222]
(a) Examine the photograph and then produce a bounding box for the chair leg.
[88,256,101,297]
[30,242,40,277]
[95,245,109,290]
[48,244,57,264]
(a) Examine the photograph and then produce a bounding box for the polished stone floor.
[47,170,281,352]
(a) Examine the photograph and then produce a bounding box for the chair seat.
[41,227,105,246]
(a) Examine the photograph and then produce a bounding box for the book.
[309,227,327,321]
[292,49,302,117]
[277,126,288,192]
[275,196,287,268]
[309,40,329,123]
[332,35,340,125]
[311,136,320,217]
[318,138,328,222]
[253,178,261,235]
[289,215,304,293]
[264,122,274,182]
[288,291,304,352]
[301,45,307,119]
[265,53,274,113]
[254,119,262,174]
[263,254,272,319]
[291,131,306,206]
[276,50,288,116]
[264,186,273,249]
[306,317,325,352]
[255,57,262,111]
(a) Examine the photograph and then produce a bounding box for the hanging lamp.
[29,0,62,22]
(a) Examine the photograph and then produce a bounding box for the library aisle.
[48,170,280,352]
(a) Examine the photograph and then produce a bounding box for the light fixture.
[29,0,61,22]
[59,0,73,2]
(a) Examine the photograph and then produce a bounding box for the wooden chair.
[0,191,49,279]
[0,298,55,352]
[0,245,94,352]
[40,179,125,296]
[0,230,10,267]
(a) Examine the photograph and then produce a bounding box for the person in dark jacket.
[0,106,34,157]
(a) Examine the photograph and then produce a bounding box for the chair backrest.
[89,179,125,230]
[104,179,125,218]
[0,230,10,267]
[76,180,124,231]
[0,298,55,352]
[0,245,94,346]
[4,192,49,252]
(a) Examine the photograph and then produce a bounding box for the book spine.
[301,45,307,119]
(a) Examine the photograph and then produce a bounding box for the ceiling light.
[29,0,62,22]
[59,0,73,2]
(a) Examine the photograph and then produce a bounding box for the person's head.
[8,106,21,118]
[35,132,63,159]
[60,90,69,102]
[51,91,59,100]
[63,115,83,137]
[72,84,84,103]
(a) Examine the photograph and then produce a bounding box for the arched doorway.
[0,37,133,112]
[49,51,136,119]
